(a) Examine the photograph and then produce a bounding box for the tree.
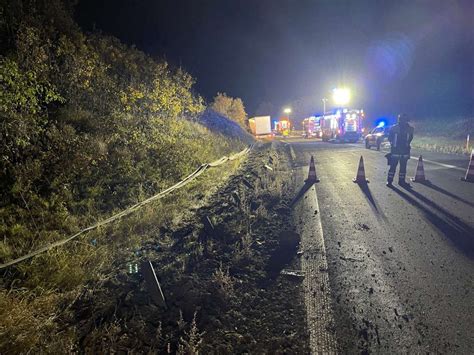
[210,92,248,128]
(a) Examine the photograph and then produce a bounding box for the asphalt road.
[287,139,474,353]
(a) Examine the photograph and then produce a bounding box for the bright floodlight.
[283,107,292,114]
[332,88,351,105]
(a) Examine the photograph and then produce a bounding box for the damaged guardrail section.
[0,147,251,269]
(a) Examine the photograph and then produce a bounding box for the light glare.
[333,88,351,105]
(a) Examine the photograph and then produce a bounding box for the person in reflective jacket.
[386,113,414,187]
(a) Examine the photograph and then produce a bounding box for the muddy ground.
[72,142,310,353]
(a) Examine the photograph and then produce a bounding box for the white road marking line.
[293,181,338,353]
[288,141,468,172]
[409,157,465,171]
[362,145,466,172]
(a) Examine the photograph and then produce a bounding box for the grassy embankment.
[0,0,251,352]
[73,143,309,353]
[411,117,473,155]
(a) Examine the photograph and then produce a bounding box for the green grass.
[411,117,473,155]
[0,147,246,354]
[411,136,471,155]
[0,3,253,351]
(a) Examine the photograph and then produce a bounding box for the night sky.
[76,0,473,122]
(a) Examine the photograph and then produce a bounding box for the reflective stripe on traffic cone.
[411,155,428,183]
[353,156,369,183]
[461,150,474,182]
[305,155,320,183]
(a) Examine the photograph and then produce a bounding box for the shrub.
[0,1,248,352]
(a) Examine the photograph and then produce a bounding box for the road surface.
[288,139,474,353]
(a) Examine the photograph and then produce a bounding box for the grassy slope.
[73,143,309,354]
[411,117,473,155]
[1,152,247,353]
[0,101,251,353]
[0,1,253,352]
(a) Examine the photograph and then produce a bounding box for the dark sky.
[76,0,473,122]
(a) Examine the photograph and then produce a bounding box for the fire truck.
[274,117,291,137]
[317,109,364,143]
[302,116,322,138]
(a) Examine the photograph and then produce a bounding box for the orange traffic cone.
[411,155,428,183]
[353,156,369,184]
[461,150,474,182]
[305,155,320,183]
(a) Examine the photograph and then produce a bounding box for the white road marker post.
[141,260,167,308]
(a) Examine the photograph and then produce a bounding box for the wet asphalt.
[287,139,474,353]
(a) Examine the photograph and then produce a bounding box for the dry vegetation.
[0,2,308,353]
[67,143,309,353]
[0,155,246,353]
[411,117,473,154]
[0,0,252,352]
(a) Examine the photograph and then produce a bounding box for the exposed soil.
[72,142,310,353]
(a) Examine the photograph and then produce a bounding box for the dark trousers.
[388,155,409,182]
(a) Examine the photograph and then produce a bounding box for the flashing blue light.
[376,118,387,128]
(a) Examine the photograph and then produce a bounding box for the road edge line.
[292,170,338,353]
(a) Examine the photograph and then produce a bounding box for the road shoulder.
[290,151,339,353]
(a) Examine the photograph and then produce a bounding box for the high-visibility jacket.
[389,123,414,155]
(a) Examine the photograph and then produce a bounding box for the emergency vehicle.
[302,116,322,138]
[317,108,364,143]
[364,123,390,150]
[274,117,291,137]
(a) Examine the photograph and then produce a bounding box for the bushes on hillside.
[0,0,250,351]
[210,92,249,129]
[0,0,246,295]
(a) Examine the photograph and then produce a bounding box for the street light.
[322,98,328,116]
[332,88,351,106]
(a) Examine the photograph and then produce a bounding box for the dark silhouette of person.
[386,113,414,187]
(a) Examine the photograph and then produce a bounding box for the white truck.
[249,116,272,138]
